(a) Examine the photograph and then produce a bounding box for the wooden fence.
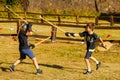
[0,11,120,42]
[0,11,120,28]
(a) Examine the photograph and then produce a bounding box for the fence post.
[76,15,79,24]
[58,15,61,24]
[110,15,114,26]
[8,10,11,20]
[51,26,57,43]
[24,12,27,20]
[95,17,98,25]
[17,19,21,33]
[41,14,44,23]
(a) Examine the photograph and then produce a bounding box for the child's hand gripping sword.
[39,16,75,39]
[29,37,51,49]
[5,6,51,47]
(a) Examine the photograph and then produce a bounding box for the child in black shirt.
[9,23,42,75]
[65,23,106,74]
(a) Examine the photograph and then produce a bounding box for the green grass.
[0,23,120,80]
[0,37,120,80]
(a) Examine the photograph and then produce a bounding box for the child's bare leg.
[9,59,23,72]
[32,57,42,74]
[90,56,101,70]
[32,57,39,69]
[85,59,91,71]
[90,56,99,64]
[13,59,23,66]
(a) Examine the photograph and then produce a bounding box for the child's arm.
[74,33,80,37]
[65,32,86,44]
[99,37,106,48]
[65,32,78,37]
[65,32,84,37]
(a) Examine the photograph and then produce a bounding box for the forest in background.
[0,0,120,16]
[29,0,120,15]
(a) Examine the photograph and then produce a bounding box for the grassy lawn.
[0,23,120,80]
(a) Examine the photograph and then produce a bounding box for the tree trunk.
[94,0,99,12]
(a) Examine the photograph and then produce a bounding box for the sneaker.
[83,71,92,74]
[96,62,101,70]
[36,70,42,75]
[9,67,14,72]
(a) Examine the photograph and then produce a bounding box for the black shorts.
[84,51,92,59]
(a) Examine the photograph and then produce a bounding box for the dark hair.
[20,22,33,32]
[27,22,32,31]
[86,23,95,31]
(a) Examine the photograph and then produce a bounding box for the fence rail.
[0,11,120,42]
[0,11,120,26]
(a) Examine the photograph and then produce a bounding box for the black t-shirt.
[79,31,99,50]
[18,30,29,49]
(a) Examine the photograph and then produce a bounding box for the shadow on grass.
[15,69,36,74]
[0,67,35,74]
[0,62,3,65]
[0,62,86,73]
[0,67,9,72]
[22,62,86,71]
[0,62,10,72]
[22,62,64,69]
[40,64,64,69]
[0,66,35,74]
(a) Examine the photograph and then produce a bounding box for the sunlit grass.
[0,37,120,80]
[0,22,120,80]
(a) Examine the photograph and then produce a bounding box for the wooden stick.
[97,41,113,51]
[39,16,65,33]
[39,16,75,39]
[5,6,28,36]
[5,6,28,23]
[6,7,75,39]
[35,37,50,46]
[5,6,50,46]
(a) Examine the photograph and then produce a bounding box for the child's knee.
[31,57,36,61]
[84,58,89,61]
[84,57,90,59]
[19,58,24,61]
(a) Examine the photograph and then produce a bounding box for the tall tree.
[94,0,99,12]
[0,0,20,19]
[0,0,19,7]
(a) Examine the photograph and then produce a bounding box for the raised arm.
[74,33,80,37]
[65,32,78,37]
[65,32,85,37]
